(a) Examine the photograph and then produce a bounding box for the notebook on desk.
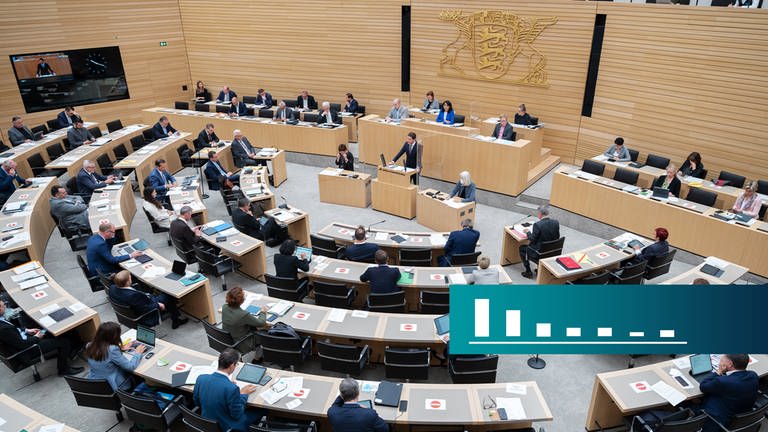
[700,264,724,278]
[374,380,403,407]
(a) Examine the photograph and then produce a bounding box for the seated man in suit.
[327,378,388,432]
[151,116,177,140]
[273,101,296,122]
[0,160,30,204]
[87,223,143,277]
[438,218,480,266]
[385,98,408,123]
[193,349,264,432]
[520,204,560,278]
[8,116,35,146]
[255,88,273,107]
[492,114,516,141]
[56,106,78,129]
[204,151,239,191]
[359,250,401,294]
[148,159,177,202]
[50,185,90,232]
[632,227,669,262]
[699,354,759,432]
[109,271,187,329]
[296,89,317,110]
[231,198,262,240]
[227,96,248,117]
[344,226,378,262]
[170,206,202,252]
[230,129,266,168]
[216,86,237,103]
[196,123,219,148]
[66,117,96,147]
[0,299,83,376]
[77,160,115,197]
[316,101,341,125]
[391,132,423,185]
[344,92,359,114]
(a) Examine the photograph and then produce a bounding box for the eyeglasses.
[482,395,497,410]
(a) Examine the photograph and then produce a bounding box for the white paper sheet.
[429,233,447,246]
[39,316,56,327]
[447,273,466,284]
[13,261,40,274]
[374,232,388,241]
[506,383,528,395]
[39,304,61,315]
[327,308,346,323]
[69,302,86,312]
[19,275,47,289]
[351,310,369,318]
[38,424,65,432]
[651,381,686,406]
[495,397,527,420]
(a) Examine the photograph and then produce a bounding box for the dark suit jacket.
[273,107,296,121]
[228,102,248,116]
[77,168,108,197]
[195,88,212,102]
[637,240,668,262]
[444,228,480,258]
[527,218,560,251]
[86,234,129,276]
[216,90,237,102]
[151,122,177,139]
[204,161,228,190]
[344,242,378,262]
[232,208,261,239]
[327,396,389,432]
[170,218,200,252]
[360,265,401,294]
[148,168,176,197]
[193,372,255,432]
[196,129,219,147]
[8,126,34,146]
[680,160,705,179]
[108,285,160,326]
[492,123,516,141]
[56,111,75,129]
[336,153,354,171]
[255,93,273,107]
[653,175,681,197]
[700,370,759,428]
[0,168,25,200]
[514,112,533,125]
[392,141,423,169]
[296,95,317,110]
[0,319,43,366]
[231,137,257,168]
[345,99,359,113]
[274,254,309,280]
[316,110,341,125]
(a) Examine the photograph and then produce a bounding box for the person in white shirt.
[142,186,175,229]
[385,98,408,123]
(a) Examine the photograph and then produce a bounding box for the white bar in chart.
[506,310,520,337]
[566,327,581,337]
[629,332,645,337]
[475,299,489,337]
[536,323,551,338]
[597,327,613,337]
[660,330,675,338]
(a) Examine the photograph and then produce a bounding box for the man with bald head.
[316,101,341,125]
[86,223,142,276]
[217,86,236,103]
[273,101,296,122]
[77,159,114,197]
[230,129,266,168]
[385,98,408,123]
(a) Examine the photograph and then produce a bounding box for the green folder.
[397,272,414,285]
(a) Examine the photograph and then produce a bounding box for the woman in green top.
[221,286,267,354]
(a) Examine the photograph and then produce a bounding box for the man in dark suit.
[296,90,317,110]
[699,354,759,432]
[520,204,560,278]
[0,160,30,204]
[8,116,35,146]
[255,88,273,107]
[216,86,237,103]
[193,349,263,432]
[151,116,177,139]
[204,151,239,191]
[0,299,83,376]
[148,159,177,202]
[439,219,480,266]
[344,92,359,114]
[77,160,115,197]
[230,130,266,168]
[56,106,78,129]
[492,114,516,141]
[232,198,262,239]
[86,223,142,276]
[327,378,388,432]
[109,270,187,329]
[359,250,401,294]
[317,101,341,125]
[344,226,378,262]
[196,123,219,148]
[272,101,296,122]
[170,206,202,252]
[67,117,96,147]
[391,132,423,185]
[227,96,248,117]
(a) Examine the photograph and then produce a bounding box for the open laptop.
[164,260,187,281]
[651,187,670,200]
[126,325,156,354]
[294,246,312,261]
[688,354,713,383]
[434,314,449,336]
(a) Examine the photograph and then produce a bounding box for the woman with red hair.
[633,227,669,261]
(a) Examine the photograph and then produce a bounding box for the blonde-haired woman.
[449,171,476,202]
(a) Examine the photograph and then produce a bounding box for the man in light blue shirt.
[385,98,408,123]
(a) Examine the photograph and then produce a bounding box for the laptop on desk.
[126,325,156,354]
[688,354,713,383]
[651,187,670,200]
[164,260,187,281]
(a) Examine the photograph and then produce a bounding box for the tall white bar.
[474,299,490,337]
[506,310,521,337]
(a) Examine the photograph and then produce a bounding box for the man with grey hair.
[385,98,408,123]
[231,129,266,168]
[273,101,295,122]
[0,160,29,204]
[439,218,480,266]
[520,204,560,279]
[327,378,388,432]
[8,116,34,145]
[77,159,114,197]
[317,101,340,125]
[170,205,201,252]
[50,184,90,231]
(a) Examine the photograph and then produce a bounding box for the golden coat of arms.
[439,10,558,86]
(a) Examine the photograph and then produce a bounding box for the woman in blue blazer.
[436,100,455,125]
[85,321,145,390]
[449,171,476,202]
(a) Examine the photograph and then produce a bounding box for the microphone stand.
[368,219,386,232]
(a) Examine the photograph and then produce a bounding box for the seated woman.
[633,227,669,262]
[435,100,455,125]
[678,151,705,179]
[731,181,762,219]
[652,164,681,197]
[142,187,175,229]
[335,144,354,171]
[514,104,533,125]
[85,321,144,391]
[603,137,631,162]
[222,286,267,356]
[274,239,310,279]
[449,171,476,203]
[468,256,499,284]
[194,80,211,102]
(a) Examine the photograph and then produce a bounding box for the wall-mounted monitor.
[10,46,130,113]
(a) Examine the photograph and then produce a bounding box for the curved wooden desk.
[0,177,57,263]
[239,166,276,210]
[112,132,192,195]
[0,394,79,432]
[199,219,267,281]
[167,175,209,225]
[88,181,137,240]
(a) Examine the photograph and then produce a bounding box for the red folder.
[556,256,582,271]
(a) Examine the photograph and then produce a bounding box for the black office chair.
[77,254,102,292]
[644,249,677,281]
[303,113,319,123]
[717,171,746,188]
[0,340,45,382]
[202,321,256,356]
[565,270,611,285]
[256,330,312,371]
[116,389,182,432]
[170,235,198,265]
[242,96,257,104]
[529,237,565,271]
[103,120,122,134]
[329,103,342,112]
[645,154,671,169]
[46,119,60,131]
[366,291,406,313]
[113,143,129,162]
[64,376,124,422]
[711,400,768,432]
[613,167,639,185]
[529,115,539,126]
[284,100,298,108]
[454,114,466,124]
[50,211,91,251]
[31,124,48,135]
[685,188,717,207]
[65,176,91,204]
[317,340,370,376]
[399,248,432,267]
[130,135,147,151]
[609,260,647,284]
[178,143,204,168]
[448,355,499,384]
[141,208,172,247]
[174,101,189,110]
[194,243,241,291]
[215,105,229,114]
[419,290,449,314]
[61,137,72,152]
[89,126,103,138]
[107,295,160,330]
[27,153,66,177]
[265,274,309,302]
[179,405,224,432]
[313,281,356,309]
[46,142,65,160]
[310,234,343,258]
[258,109,273,119]
[582,159,606,176]
[357,105,366,115]
[251,417,318,432]
[756,179,768,195]
[628,149,639,162]
[0,139,9,152]
[450,251,481,266]
[195,103,209,112]
[630,409,707,432]
[96,153,118,177]
[143,129,156,142]
[384,347,430,381]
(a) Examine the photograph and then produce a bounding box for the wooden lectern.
[372,165,417,218]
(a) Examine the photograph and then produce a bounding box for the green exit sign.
[159,41,167,47]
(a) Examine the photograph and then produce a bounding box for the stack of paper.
[429,234,447,246]
[495,397,527,420]
[327,308,346,323]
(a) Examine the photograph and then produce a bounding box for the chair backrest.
[628,149,639,162]
[400,248,432,261]
[179,404,223,432]
[613,167,639,185]
[645,154,670,169]
[259,109,273,118]
[654,412,708,432]
[644,248,677,280]
[718,170,746,188]
[570,270,611,285]
[46,119,60,130]
[96,153,113,170]
[454,114,466,124]
[328,103,341,112]
[685,188,717,207]
[107,296,143,329]
[77,254,103,292]
[174,101,189,110]
[316,341,368,375]
[64,376,122,414]
[113,143,129,159]
[106,119,124,133]
[367,291,405,307]
[538,237,565,259]
[195,103,209,112]
[284,99,297,108]
[130,135,145,150]
[27,153,45,169]
[582,159,605,176]
[357,105,366,115]
[313,281,354,308]
[88,126,102,138]
[215,105,229,114]
[46,143,64,159]
[257,331,309,369]
[419,290,449,314]
[31,124,48,135]
[303,113,319,123]
[172,235,198,264]
[529,115,539,126]
[613,260,647,284]
[756,179,768,195]
[251,417,318,432]
[116,389,166,430]
[265,274,304,301]
[309,234,339,257]
[242,96,257,104]
[65,176,79,194]
[202,321,237,353]
[141,207,166,234]
[449,355,499,383]
[316,340,360,361]
[384,347,430,380]
[727,402,768,430]
[450,251,481,266]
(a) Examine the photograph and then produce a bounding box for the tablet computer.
[235,363,267,385]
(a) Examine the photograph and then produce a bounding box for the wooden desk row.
[191,141,289,188]
[134,338,552,431]
[0,393,79,432]
[661,258,748,285]
[87,181,137,239]
[0,177,57,263]
[113,132,192,195]
[549,167,768,277]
